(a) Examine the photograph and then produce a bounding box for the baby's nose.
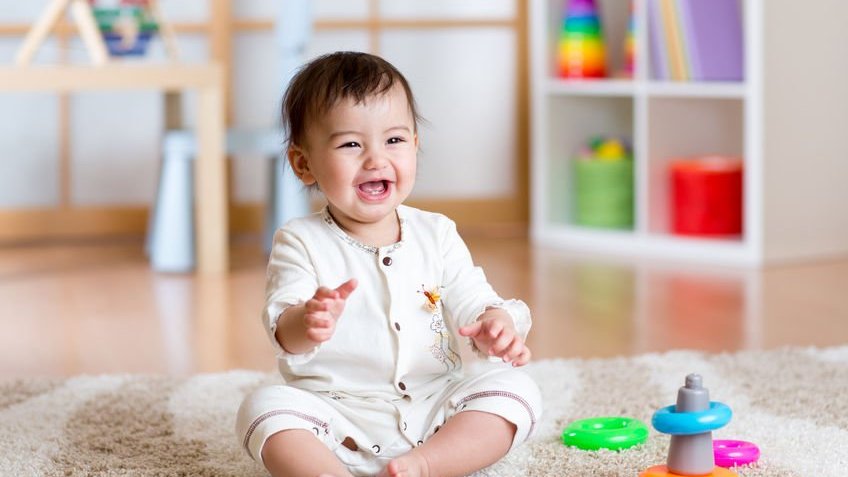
[363,153,389,169]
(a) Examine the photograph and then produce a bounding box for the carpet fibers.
[2,346,847,476]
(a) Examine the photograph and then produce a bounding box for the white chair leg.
[151,129,308,266]
[264,154,309,252]
[149,130,196,272]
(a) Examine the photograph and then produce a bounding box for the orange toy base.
[640,465,738,477]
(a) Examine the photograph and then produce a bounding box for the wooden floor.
[2,236,847,378]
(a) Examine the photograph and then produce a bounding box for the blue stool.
[146,129,309,272]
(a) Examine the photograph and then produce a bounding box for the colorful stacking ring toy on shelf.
[562,416,648,451]
[558,0,606,78]
[714,440,760,468]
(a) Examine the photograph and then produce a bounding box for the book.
[660,0,689,80]
[648,0,669,79]
[678,0,744,81]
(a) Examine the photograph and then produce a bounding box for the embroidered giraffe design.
[418,285,460,371]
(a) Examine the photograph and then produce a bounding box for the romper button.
[398,381,406,391]
[402,421,407,431]
[417,440,424,446]
[341,436,358,451]
[394,322,401,331]
[372,444,381,454]
[382,256,392,266]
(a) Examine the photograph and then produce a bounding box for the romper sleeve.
[264,227,320,365]
[438,218,532,343]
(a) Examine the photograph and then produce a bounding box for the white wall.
[0,0,520,208]
[763,0,848,262]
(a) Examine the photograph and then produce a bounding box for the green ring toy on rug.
[562,416,649,451]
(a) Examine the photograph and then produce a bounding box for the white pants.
[236,367,542,476]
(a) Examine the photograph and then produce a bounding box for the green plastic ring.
[562,416,649,451]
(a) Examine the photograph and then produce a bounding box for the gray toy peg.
[667,374,715,475]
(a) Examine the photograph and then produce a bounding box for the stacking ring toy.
[642,375,739,477]
[562,416,648,451]
[652,402,732,435]
[714,440,760,467]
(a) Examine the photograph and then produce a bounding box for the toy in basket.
[16,0,178,65]
[90,0,159,56]
[573,136,634,229]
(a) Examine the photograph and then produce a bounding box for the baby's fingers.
[501,337,525,363]
[335,279,358,299]
[304,313,334,341]
[304,312,332,329]
[305,326,333,342]
[313,286,335,300]
[512,347,532,367]
[305,298,329,313]
[459,321,483,338]
[485,321,504,339]
[488,330,514,356]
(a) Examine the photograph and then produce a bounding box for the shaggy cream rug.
[2,346,847,476]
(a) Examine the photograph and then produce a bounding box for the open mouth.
[357,180,391,201]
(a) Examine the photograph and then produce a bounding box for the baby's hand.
[459,309,532,367]
[304,279,357,343]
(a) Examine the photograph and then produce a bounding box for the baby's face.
[292,84,418,230]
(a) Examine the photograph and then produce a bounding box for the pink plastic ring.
[713,439,760,467]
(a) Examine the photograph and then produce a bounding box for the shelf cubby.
[646,97,744,237]
[544,95,633,227]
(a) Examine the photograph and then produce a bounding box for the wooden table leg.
[195,73,228,274]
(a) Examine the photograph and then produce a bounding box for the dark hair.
[282,51,422,150]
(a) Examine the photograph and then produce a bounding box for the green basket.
[573,158,634,229]
[93,7,158,33]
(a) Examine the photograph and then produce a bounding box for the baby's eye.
[337,141,360,149]
[387,137,406,145]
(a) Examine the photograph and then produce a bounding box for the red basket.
[670,156,743,236]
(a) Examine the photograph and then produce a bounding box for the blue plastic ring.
[652,401,732,435]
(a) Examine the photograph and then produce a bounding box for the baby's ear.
[288,145,316,185]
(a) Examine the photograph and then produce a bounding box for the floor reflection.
[0,238,846,378]
[522,245,761,359]
[637,271,750,353]
[153,276,194,375]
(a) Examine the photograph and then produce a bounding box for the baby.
[236,51,542,477]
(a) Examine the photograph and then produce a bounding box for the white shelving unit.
[529,0,848,266]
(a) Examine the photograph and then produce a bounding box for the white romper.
[236,205,542,476]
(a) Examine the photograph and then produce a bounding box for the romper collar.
[320,205,407,256]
